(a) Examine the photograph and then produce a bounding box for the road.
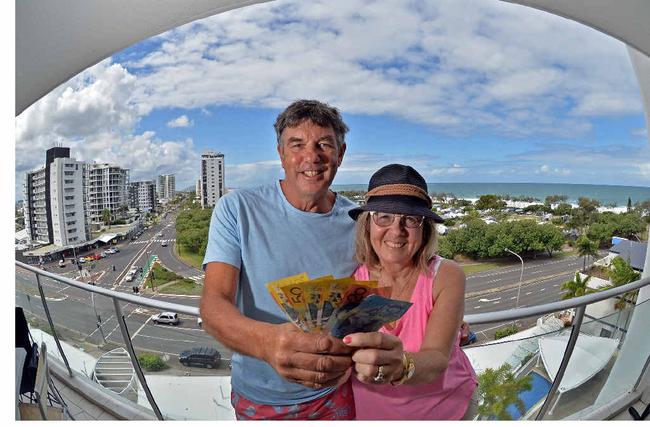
[16,211,230,374]
[16,209,591,359]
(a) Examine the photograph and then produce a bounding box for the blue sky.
[14,0,650,198]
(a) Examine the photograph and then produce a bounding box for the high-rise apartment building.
[128,181,157,212]
[23,147,89,246]
[85,163,129,228]
[157,174,175,203]
[200,150,225,208]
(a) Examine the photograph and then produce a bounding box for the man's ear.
[337,143,347,166]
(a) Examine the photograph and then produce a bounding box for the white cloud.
[124,0,640,138]
[14,61,199,198]
[167,115,193,128]
[15,0,648,196]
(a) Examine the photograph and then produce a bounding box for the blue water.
[332,182,650,207]
[506,372,552,419]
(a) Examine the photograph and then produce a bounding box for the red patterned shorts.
[231,381,355,420]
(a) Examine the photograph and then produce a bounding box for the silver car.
[151,312,180,325]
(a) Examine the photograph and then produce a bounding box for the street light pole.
[505,248,524,309]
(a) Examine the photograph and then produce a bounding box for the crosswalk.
[188,274,204,284]
[131,239,176,245]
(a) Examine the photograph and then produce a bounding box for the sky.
[13,0,650,200]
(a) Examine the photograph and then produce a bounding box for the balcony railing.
[14,260,649,421]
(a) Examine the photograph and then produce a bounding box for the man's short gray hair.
[274,99,349,147]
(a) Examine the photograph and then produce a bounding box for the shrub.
[494,325,519,340]
[137,353,168,371]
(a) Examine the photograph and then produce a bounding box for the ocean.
[332,182,650,207]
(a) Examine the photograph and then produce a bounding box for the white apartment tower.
[200,150,225,208]
[23,147,89,246]
[128,181,157,212]
[85,163,130,228]
[157,174,176,203]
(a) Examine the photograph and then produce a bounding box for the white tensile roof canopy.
[539,334,619,394]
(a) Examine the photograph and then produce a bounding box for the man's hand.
[263,323,353,389]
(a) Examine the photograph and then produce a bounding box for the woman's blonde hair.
[354,211,439,275]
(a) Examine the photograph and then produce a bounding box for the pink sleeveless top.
[351,257,477,420]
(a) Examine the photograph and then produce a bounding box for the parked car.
[179,347,221,369]
[58,260,65,268]
[111,247,120,253]
[151,312,180,325]
[77,257,86,264]
[100,251,108,258]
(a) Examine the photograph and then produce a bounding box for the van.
[178,347,221,369]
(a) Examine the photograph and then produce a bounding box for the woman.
[343,163,478,420]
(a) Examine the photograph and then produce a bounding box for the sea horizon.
[331,182,650,207]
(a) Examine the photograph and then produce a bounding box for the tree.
[576,235,598,272]
[538,223,565,257]
[475,194,507,211]
[561,272,594,300]
[545,194,568,206]
[102,208,112,227]
[608,257,641,310]
[477,363,532,420]
[610,257,641,286]
[554,203,573,216]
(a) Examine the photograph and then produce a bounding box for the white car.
[152,312,180,325]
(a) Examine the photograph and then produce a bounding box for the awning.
[98,233,118,243]
[539,333,619,394]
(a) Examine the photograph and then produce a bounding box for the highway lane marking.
[474,306,481,309]
[525,291,532,295]
[132,334,198,344]
[540,288,545,292]
[478,297,501,303]
[510,296,517,300]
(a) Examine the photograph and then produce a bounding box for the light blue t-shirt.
[202,180,358,405]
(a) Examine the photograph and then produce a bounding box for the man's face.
[277,120,346,205]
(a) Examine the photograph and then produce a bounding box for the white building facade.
[50,157,88,246]
[23,147,89,246]
[157,174,176,203]
[85,163,130,228]
[200,150,225,209]
[128,180,157,212]
[23,166,49,244]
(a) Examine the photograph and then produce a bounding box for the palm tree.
[477,363,532,420]
[101,208,112,228]
[576,236,598,272]
[561,272,593,300]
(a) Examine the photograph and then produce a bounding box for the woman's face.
[369,212,424,268]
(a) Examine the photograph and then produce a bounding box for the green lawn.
[158,279,203,296]
[461,262,506,276]
[175,244,204,269]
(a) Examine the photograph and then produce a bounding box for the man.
[200,100,358,420]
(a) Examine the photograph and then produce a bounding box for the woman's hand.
[343,332,404,385]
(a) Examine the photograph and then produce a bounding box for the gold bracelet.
[391,352,415,386]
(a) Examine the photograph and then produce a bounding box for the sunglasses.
[369,211,425,228]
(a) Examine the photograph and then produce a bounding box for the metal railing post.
[34,271,74,377]
[112,298,164,420]
[535,304,587,420]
